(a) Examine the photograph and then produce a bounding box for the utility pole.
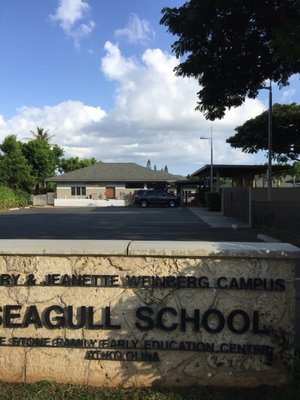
[200,127,213,192]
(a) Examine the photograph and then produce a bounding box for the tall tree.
[146,159,152,169]
[0,135,33,191]
[22,139,64,193]
[59,157,97,173]
[227,103,300,162]
[30,127,54,142]
[293,162,300,180]
[161,1,300,120]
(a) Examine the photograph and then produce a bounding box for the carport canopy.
[191,164,291,190]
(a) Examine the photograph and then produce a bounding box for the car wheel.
[168,200,176,207]
[140,200,148,208]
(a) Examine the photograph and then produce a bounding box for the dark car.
[134,190,179,208]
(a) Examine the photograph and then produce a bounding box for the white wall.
[54,199,125,207]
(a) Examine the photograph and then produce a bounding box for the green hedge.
[204,192,221,211]
[0,186,29,209]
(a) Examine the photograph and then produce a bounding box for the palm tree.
[30,127,54,142]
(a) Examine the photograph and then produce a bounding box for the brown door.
[106,187,115,199]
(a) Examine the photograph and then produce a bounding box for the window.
[146,190,166,196]
[125,182,145,189]
[71,186,86,196]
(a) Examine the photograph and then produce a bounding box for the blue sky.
[0,0,299,176]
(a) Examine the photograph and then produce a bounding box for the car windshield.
[146,191,165,196]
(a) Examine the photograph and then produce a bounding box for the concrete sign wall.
[0,240,299,387]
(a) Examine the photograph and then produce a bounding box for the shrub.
[14,189,30,207]
[204,192,221,211]
[0,186,29,209]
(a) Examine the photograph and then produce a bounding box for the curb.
[257,233,282,243]
[4,207,30,212]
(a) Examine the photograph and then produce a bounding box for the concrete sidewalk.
[187,206,266,243]
[188,206,284,244]
[188,207,249,228]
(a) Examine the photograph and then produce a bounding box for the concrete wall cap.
[127,241,300,259]
[0,239,130,256]
[0,240,299,258]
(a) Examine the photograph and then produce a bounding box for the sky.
[0,0,299,176]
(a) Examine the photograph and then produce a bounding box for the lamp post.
[200,127,213,192]
[261,81,273,201]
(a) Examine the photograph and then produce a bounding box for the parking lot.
[0,206,261,241]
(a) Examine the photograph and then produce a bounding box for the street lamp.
[261,81,273,201]
[200,127,213,192]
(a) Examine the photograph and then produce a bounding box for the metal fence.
[252,201,300,246]
[222,188,250,224]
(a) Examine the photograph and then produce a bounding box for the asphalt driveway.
[0,206,261,241]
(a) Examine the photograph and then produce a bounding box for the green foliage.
[58,157,97,174]
[186,174,198,180]
[205,192,221,211]
[160,1,300,120]
[293,162,300,177]
[0,135,34,192]
[0,131,100,195]
[22,139,64,193]
[0,186,29,209]
[227,103,300,162]
[14,189,30,207]
[30,127,54,142]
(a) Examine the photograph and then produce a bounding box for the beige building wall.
[56,187,70,199]
[87,187,106,200]
[56,183,144,201]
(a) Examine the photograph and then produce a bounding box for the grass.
[0,381,298,400]
[0,364,299,400]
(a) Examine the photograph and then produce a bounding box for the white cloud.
[101,42,205,129]
[1,45,266,175]
[50,0,95,48]
[277,74,300,103]
[100,43,266,172]
[51,0,90,30]
[0,101,106,157]
[101,41,138,81]
[115,13,155,45]
[68,21,95,48]
[281,88,296,103]
[101,43,264,134]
